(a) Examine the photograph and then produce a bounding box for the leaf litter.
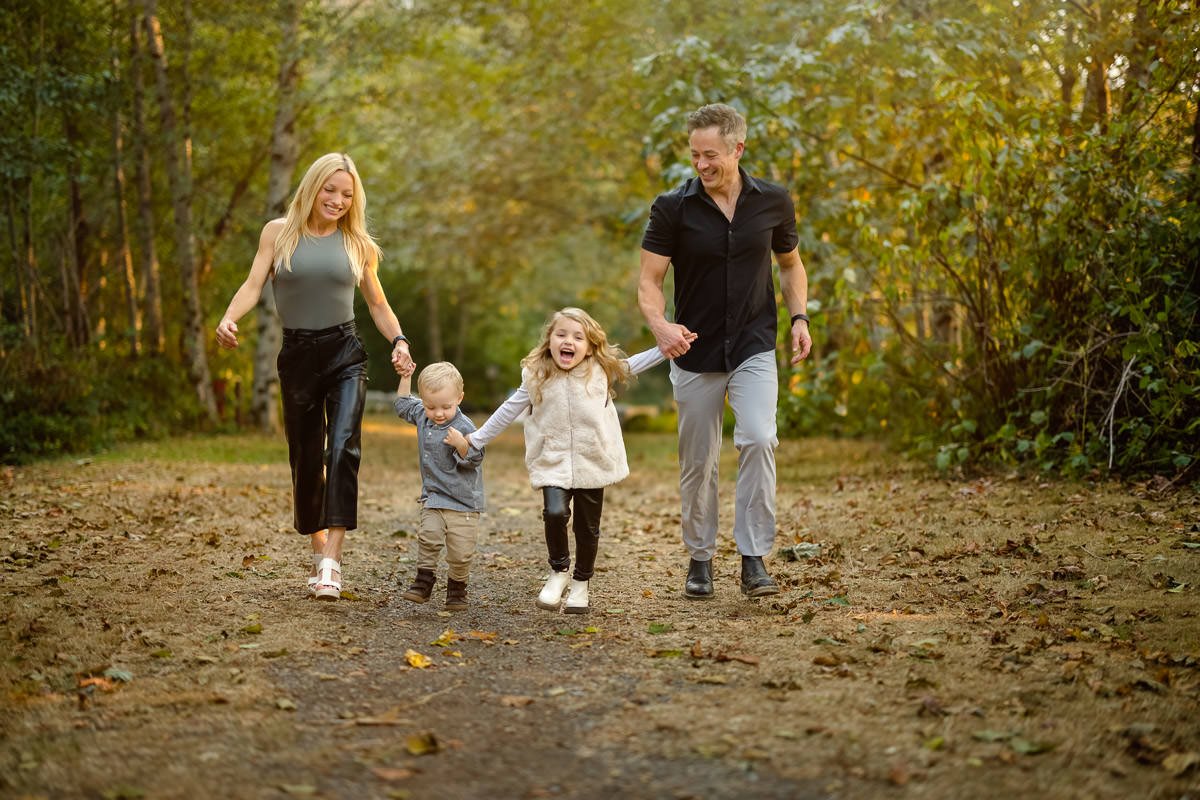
[1,425,1197,798]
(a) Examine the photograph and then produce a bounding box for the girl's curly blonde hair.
[520,307,630,404]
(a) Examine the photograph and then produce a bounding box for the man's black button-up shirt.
[641,168,799,373]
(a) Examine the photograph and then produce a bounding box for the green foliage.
[638,0,1198,477]
[0,338,207,464]
[2,0,1195,479]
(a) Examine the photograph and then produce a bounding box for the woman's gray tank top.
[273,229,356,330]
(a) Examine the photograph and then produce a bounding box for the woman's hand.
[215,319,240,349]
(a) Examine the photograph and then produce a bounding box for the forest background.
[1,0,1197,479]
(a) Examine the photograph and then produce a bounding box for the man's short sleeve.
[771,190,800,254]
[641,192,679,257]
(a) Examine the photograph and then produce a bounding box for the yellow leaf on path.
[466,630,497,640]
[405,732,441,756]
[500,695,535,707]
[405,649,432,669]
[430,630,459,647]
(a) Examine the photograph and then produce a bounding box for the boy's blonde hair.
[520,307,630,404]
[272,152,382,284]
[418,361,464,396]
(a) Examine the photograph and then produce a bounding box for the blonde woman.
[467,308,688,614]
[215,153,414,601]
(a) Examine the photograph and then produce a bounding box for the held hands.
[444,427,469,458]
[391,342,415,376]
[790,320,813,365]
[215,319,239,349]
[653,322,698,359]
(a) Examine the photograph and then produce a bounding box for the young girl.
[468,308,691,613]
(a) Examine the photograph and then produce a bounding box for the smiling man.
[638,103,813,600]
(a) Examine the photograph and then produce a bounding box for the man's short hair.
[687,103,747,151]
[418,361,464,395]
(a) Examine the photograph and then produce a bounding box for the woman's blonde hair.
[520,307,630,404]
[272,152,381,284]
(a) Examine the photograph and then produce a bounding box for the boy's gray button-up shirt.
[394,396,486,512]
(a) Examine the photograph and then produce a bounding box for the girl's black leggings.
[278,321,368,536]
[542,486,604,581]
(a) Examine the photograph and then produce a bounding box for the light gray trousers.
[670,350,779,561]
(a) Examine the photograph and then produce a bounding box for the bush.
[0,343,206,464]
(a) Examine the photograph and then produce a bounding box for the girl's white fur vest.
[521,361,629,490]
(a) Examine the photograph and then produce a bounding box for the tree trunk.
[1080,4,1110,134]
[251,0,302,432]
[63,111,91,348]
[425,280,443,362]
[1191,98,1200,207]
[22,174,39,352]
[143,0,217,421]
[130,2,164,355]
[111,0,141,357]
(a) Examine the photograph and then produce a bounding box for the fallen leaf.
[275,698,296,711]
[1010,737,1055,755]
[405,732,441,756]
[1163,752,1200,776]
[430,630,459,648]
[649,649,684,658]
[499,695,535,707]
[405,649,432,669]
[370,767,415,781]
[694,675,728,685]
[715,652,760,666]
[466,631,497,641]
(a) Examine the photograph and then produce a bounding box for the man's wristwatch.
[391,334,408,348]
[790,313,810,325]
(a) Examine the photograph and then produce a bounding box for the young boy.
[393,362,485,611]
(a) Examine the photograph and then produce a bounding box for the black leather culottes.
[278,321,368,536]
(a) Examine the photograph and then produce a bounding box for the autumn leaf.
[405,732,441,756]
[499,695,535,707]
[465,631,497,641]
[649,649,684,658]
[1010,736,1055,755]
[404,649,432,669]
[430,630,459,647]
[370,767,415,781]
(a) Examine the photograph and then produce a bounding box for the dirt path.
[3,416,1199,799]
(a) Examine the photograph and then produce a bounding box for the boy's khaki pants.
[417,507,480,582]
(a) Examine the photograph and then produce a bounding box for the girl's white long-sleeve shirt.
[471,346,666,489]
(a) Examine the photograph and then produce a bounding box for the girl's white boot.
[563,579,590,614]
[536,570,571,611]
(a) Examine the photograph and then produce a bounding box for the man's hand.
[790,321,812,365]
[653,322,698,359]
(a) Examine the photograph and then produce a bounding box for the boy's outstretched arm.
[397,371,412,398]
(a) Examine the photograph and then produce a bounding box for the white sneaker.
[563,579,589,614]
[536,571,571,611]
